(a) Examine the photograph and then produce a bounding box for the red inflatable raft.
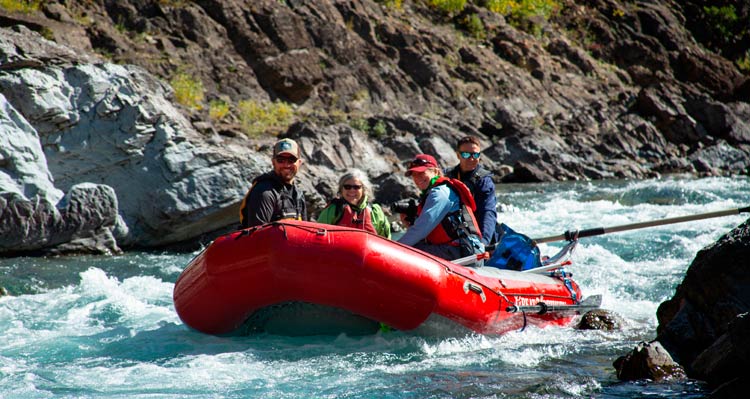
[173,220,599,336]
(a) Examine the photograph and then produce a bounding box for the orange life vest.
[418,177,482,245]
[335,199,377,234]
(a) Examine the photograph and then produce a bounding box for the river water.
[1,176,747,398]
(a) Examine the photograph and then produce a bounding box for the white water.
[1,176,746,398]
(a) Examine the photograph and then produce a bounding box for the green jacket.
[317,195,391,239]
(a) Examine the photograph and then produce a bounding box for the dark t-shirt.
[239,172,307,228]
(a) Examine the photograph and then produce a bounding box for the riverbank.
[2,1,749,255]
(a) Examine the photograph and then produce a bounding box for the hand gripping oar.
[532,206,750,244]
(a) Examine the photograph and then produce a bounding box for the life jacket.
[446,165,492,195]
[446,164,501,245]
[239,172,305,227]
[418,177,482,245]
[331,198,377,234]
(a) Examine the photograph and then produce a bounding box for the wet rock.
[0,183,120,255]
[691,313,750,388]
[614,340,687,382]
[655,218,750,389]
[578,309,624,331]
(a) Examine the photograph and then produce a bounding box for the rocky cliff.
[1,0,749,254]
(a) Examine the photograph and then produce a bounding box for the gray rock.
[0,93,63,204]
[1,60,265,248]
[0,183,120,255]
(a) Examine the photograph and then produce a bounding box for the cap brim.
[275,150,297,157]
[405,166,429,176]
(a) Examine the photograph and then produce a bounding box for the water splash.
[1,176,748,398]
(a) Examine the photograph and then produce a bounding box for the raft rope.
[519,310,528,332]
[560,270,578,303]
[553,230,579,303]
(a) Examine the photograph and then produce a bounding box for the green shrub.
[0,0,41,13]
[737,50,750,73]
[371,120,388,138]
[485,0,561,36]
[208,100,230,121]
[486,0,561,24]
[170,73,204,110]
[703,5,739,44]
[237,99,295,137]
[428,0,467,14]
[350,118,370,133]
[376,0,402,9]
[461,13,486,40]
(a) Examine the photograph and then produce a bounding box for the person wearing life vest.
[317,169,391,239]
[444,136,499,245]
[398,154,485,266]
[239,138,307,228]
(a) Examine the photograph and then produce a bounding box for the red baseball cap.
[405,154,439,176]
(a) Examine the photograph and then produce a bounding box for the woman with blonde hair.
[397,154,484,266]
[317,169,391,239]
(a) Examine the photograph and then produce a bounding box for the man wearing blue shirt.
[445,136,499,245]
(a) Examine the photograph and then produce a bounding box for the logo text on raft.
[512,296,570,306]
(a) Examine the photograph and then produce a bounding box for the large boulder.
[613,341,687,382]
[0,26,265,249]
[653,218,750,390]
[1,93,119,255]
[0,183,120,255]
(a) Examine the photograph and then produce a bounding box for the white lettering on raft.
[512,296,570,306]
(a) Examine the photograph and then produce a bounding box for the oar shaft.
[533,206,750,244]
[506,295,602,314]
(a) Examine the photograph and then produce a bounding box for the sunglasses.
[459,152,481,159]
[343,184,362,190]
[274,155,298,164]
[409,158,435,168]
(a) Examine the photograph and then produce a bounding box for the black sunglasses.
[343,184,362,190]
[409,158,433,168]
[275,155,298,164]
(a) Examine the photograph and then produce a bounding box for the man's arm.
[472,175,497,244]
[371,204,392,239]
[240,183,277,228]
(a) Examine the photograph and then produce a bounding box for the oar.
[532,206,750,244]
[452,251,490,266]
[506,294,602,314]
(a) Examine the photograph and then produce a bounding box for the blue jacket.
[397,183,483,257]
[445,164,498,245]
[397,185,456,246]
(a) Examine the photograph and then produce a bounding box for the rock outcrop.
[615,218,750,394]
[613,341,687,382]
[1,0,749,253]
[1,25,265,251]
